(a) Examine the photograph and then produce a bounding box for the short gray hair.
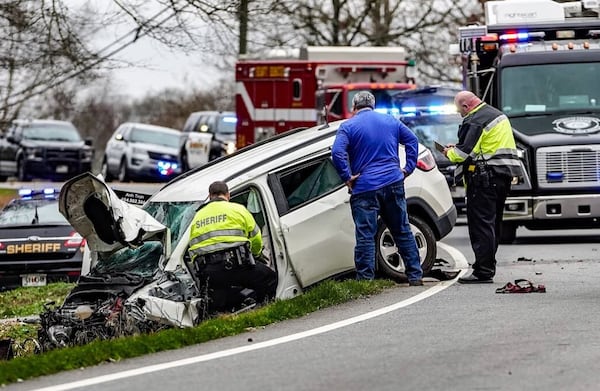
[352,91,375,110]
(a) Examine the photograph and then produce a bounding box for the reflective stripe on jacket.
[188,200,262,261]
[447,102,520,179]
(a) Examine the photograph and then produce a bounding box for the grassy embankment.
[0,278,395,385]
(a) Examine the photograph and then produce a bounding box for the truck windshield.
[500,62,600,117]
[23,124,81,141]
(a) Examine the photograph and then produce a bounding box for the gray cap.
[352,91,375,109]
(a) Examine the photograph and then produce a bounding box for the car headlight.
[226,141,236,155]
[25,147,42,159]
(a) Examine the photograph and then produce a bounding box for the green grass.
[0,279,395,385]
[0,282,74,318]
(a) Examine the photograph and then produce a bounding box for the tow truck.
[235,46,416,147]
[457,0,600,242]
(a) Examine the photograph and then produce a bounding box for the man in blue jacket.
[331,91,423,285]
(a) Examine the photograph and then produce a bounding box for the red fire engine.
[235,46,416,148]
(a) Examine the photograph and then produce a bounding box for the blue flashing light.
[374,107,401,116]
[157,161,178,176]
[546,172,564,182]
[401,106,417,113]
[18,188,58,199]
[18,189,32,197]
[222,117,237,123]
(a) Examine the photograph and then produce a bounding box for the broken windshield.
[93,200,201,276]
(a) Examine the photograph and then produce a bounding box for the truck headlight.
[226,141,236,155]
[25,147,42,159]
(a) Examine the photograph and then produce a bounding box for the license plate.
[56,165,68,173]
[21,273,47,287]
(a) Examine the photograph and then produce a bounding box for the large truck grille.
[537,145,600,189]
[46,149,79,161]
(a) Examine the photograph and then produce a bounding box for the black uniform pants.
[465,173,511,279]
[199,261,277,308]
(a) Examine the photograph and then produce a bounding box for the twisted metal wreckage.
[2,175,226,358]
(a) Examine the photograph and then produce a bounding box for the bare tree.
[260,0,482,84]
[0,0,101,125]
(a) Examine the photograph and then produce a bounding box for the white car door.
[185,132,213,169]
[272,154,355,287]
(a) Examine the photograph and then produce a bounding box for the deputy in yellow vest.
[443,91,521,284]
[188,181,277,309]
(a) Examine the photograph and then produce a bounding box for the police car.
[393,86,466,214]
[35,119,462,349]
[0,189,85,291]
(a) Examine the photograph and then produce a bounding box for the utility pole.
[238,0,248,56]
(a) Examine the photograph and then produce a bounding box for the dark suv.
[0,119,94,181]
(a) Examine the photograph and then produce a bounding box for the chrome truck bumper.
[503,194,600,221]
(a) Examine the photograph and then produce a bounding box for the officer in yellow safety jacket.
[188,181,277,309]
[443,91,521,284]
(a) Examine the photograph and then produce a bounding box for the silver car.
[100,122,183,182]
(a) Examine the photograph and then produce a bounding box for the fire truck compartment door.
[186,132,213,169]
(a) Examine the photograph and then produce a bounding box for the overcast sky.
[75,1,226,99]
[106,35,220,98]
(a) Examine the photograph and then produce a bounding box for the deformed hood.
[58,172,168,254]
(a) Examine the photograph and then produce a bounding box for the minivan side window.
[274,156,344,211]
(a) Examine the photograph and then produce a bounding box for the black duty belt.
[196,244,255,270]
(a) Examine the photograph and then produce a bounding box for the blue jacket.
[331,109,418,195]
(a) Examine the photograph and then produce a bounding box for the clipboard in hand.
[434,141,446,153]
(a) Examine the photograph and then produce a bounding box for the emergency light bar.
[18,188,59,199]
[498,31,546,42]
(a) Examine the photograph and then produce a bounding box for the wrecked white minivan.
[37,120,460,351]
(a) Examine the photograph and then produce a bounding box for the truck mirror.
[84,137,93,146]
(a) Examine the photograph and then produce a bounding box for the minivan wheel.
[376,215,436,281]
[118,159,129,182]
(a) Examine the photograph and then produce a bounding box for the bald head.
[455,91,482,117]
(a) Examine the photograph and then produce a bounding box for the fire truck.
[235,46,416,148]
[458,0,600,242]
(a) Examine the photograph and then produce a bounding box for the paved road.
[6,223,600,391]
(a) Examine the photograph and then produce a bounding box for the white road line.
[32,279,460,391]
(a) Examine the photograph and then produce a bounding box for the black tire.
[100,158,112,182]
[499,221,517,244]
[17,158,29,181]
[118,159,128,182]
[181,148,190,172]
[376,214,437,281]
